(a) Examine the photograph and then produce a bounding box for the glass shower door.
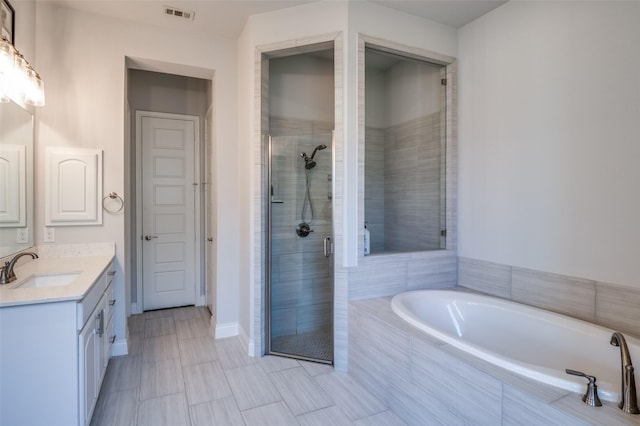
[268,132,334,363]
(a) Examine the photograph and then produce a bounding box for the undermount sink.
[15,272,81,289]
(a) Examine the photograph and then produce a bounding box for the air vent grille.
[164,6,195,20]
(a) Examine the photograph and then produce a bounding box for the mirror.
[0,100,34,257]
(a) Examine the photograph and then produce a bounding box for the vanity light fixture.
[0,35,45,106]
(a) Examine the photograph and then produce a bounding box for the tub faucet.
[0,252,39,285]
[610,332,639,414]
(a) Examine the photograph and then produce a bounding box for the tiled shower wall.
[269,117,334,338]
[459,257,640,339]
[365,112,443,252]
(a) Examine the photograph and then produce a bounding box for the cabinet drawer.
[77,272,107,330]
[104,283,115,324]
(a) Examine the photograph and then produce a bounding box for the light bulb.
[0,36,14,74]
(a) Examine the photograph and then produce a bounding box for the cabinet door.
[79,313,99,426]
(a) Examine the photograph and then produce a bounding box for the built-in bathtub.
[390,289,640,403]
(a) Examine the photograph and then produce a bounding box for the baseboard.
[238,325,256,356]
[111,338,128,357]
[214,322,238,339]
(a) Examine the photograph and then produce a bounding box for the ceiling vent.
[164,6,195,21]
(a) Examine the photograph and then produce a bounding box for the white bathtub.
[391,289,640,402]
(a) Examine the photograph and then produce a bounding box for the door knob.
[144,235,158,241]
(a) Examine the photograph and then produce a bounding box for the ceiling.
[44,0,507,39]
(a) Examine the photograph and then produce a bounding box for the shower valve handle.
[323,237,333,257]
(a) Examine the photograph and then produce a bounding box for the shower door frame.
[254,33,346,369]
[265,126,335,365]
[263,45,338,365]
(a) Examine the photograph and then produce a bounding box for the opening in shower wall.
[365,46,447,254]
[266,47,335,363]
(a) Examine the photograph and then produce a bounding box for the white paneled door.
[140,112,198,310]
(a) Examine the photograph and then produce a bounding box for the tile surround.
[512,267,597,322]
[349,297,640,426]
[458,256,640,339]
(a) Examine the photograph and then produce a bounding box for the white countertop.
[0,255,114,308]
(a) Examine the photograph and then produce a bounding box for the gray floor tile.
[142,309,174,320]
[258,355,300,373]
[144,316,176,338]
[297,405,352,426]
[173,305,210,322]
[269,367,334,415]
[176,317,211,340]
[142,334,180,363]
[354,410,407,425]
[314,371,387,420]
[91,388,138,426]
[95,306,398,426]
[242,401,299,426]
[225,364,282,410]
[298,360,334,377]
[190,396,245,426]
[101,355,142,393]
[127,334,144,357]
[139,358,185,401]
[216,337,256,370]
[178,335,218,366]
[137,393,190,426]
[128,314,146,337]
[184,361,232,405]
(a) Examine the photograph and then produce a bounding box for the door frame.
[134,110,202,314]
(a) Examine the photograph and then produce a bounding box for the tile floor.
[90,306,406,426]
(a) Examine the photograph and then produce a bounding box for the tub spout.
[610,332,639,414]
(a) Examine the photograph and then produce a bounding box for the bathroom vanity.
[0,253,115,426]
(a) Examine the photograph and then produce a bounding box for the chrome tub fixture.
[610,332,639,414]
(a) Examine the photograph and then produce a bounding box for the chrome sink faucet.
[0,252,39,285]
[610,332,639,414]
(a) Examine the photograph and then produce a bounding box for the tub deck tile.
[502,385,587,426]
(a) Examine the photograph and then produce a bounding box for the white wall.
[458,1,640,287]
[35,3,238,349]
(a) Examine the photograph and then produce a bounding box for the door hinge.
[440,229,447,237]
[441,78,447,86]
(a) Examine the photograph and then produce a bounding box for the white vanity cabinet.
[78,264,116,426]
[0,259,115,426]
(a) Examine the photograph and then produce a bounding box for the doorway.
[265,47,335,364]
[137,111,199,310]
[127,68,212,315]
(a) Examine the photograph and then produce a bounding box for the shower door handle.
[323,237,333,257]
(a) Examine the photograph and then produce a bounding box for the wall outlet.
[16,228,29,243]
[44,227,55,242]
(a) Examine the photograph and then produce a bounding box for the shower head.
[310,144,327,159]
[300,145,326,170]
[300,152,316,169]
